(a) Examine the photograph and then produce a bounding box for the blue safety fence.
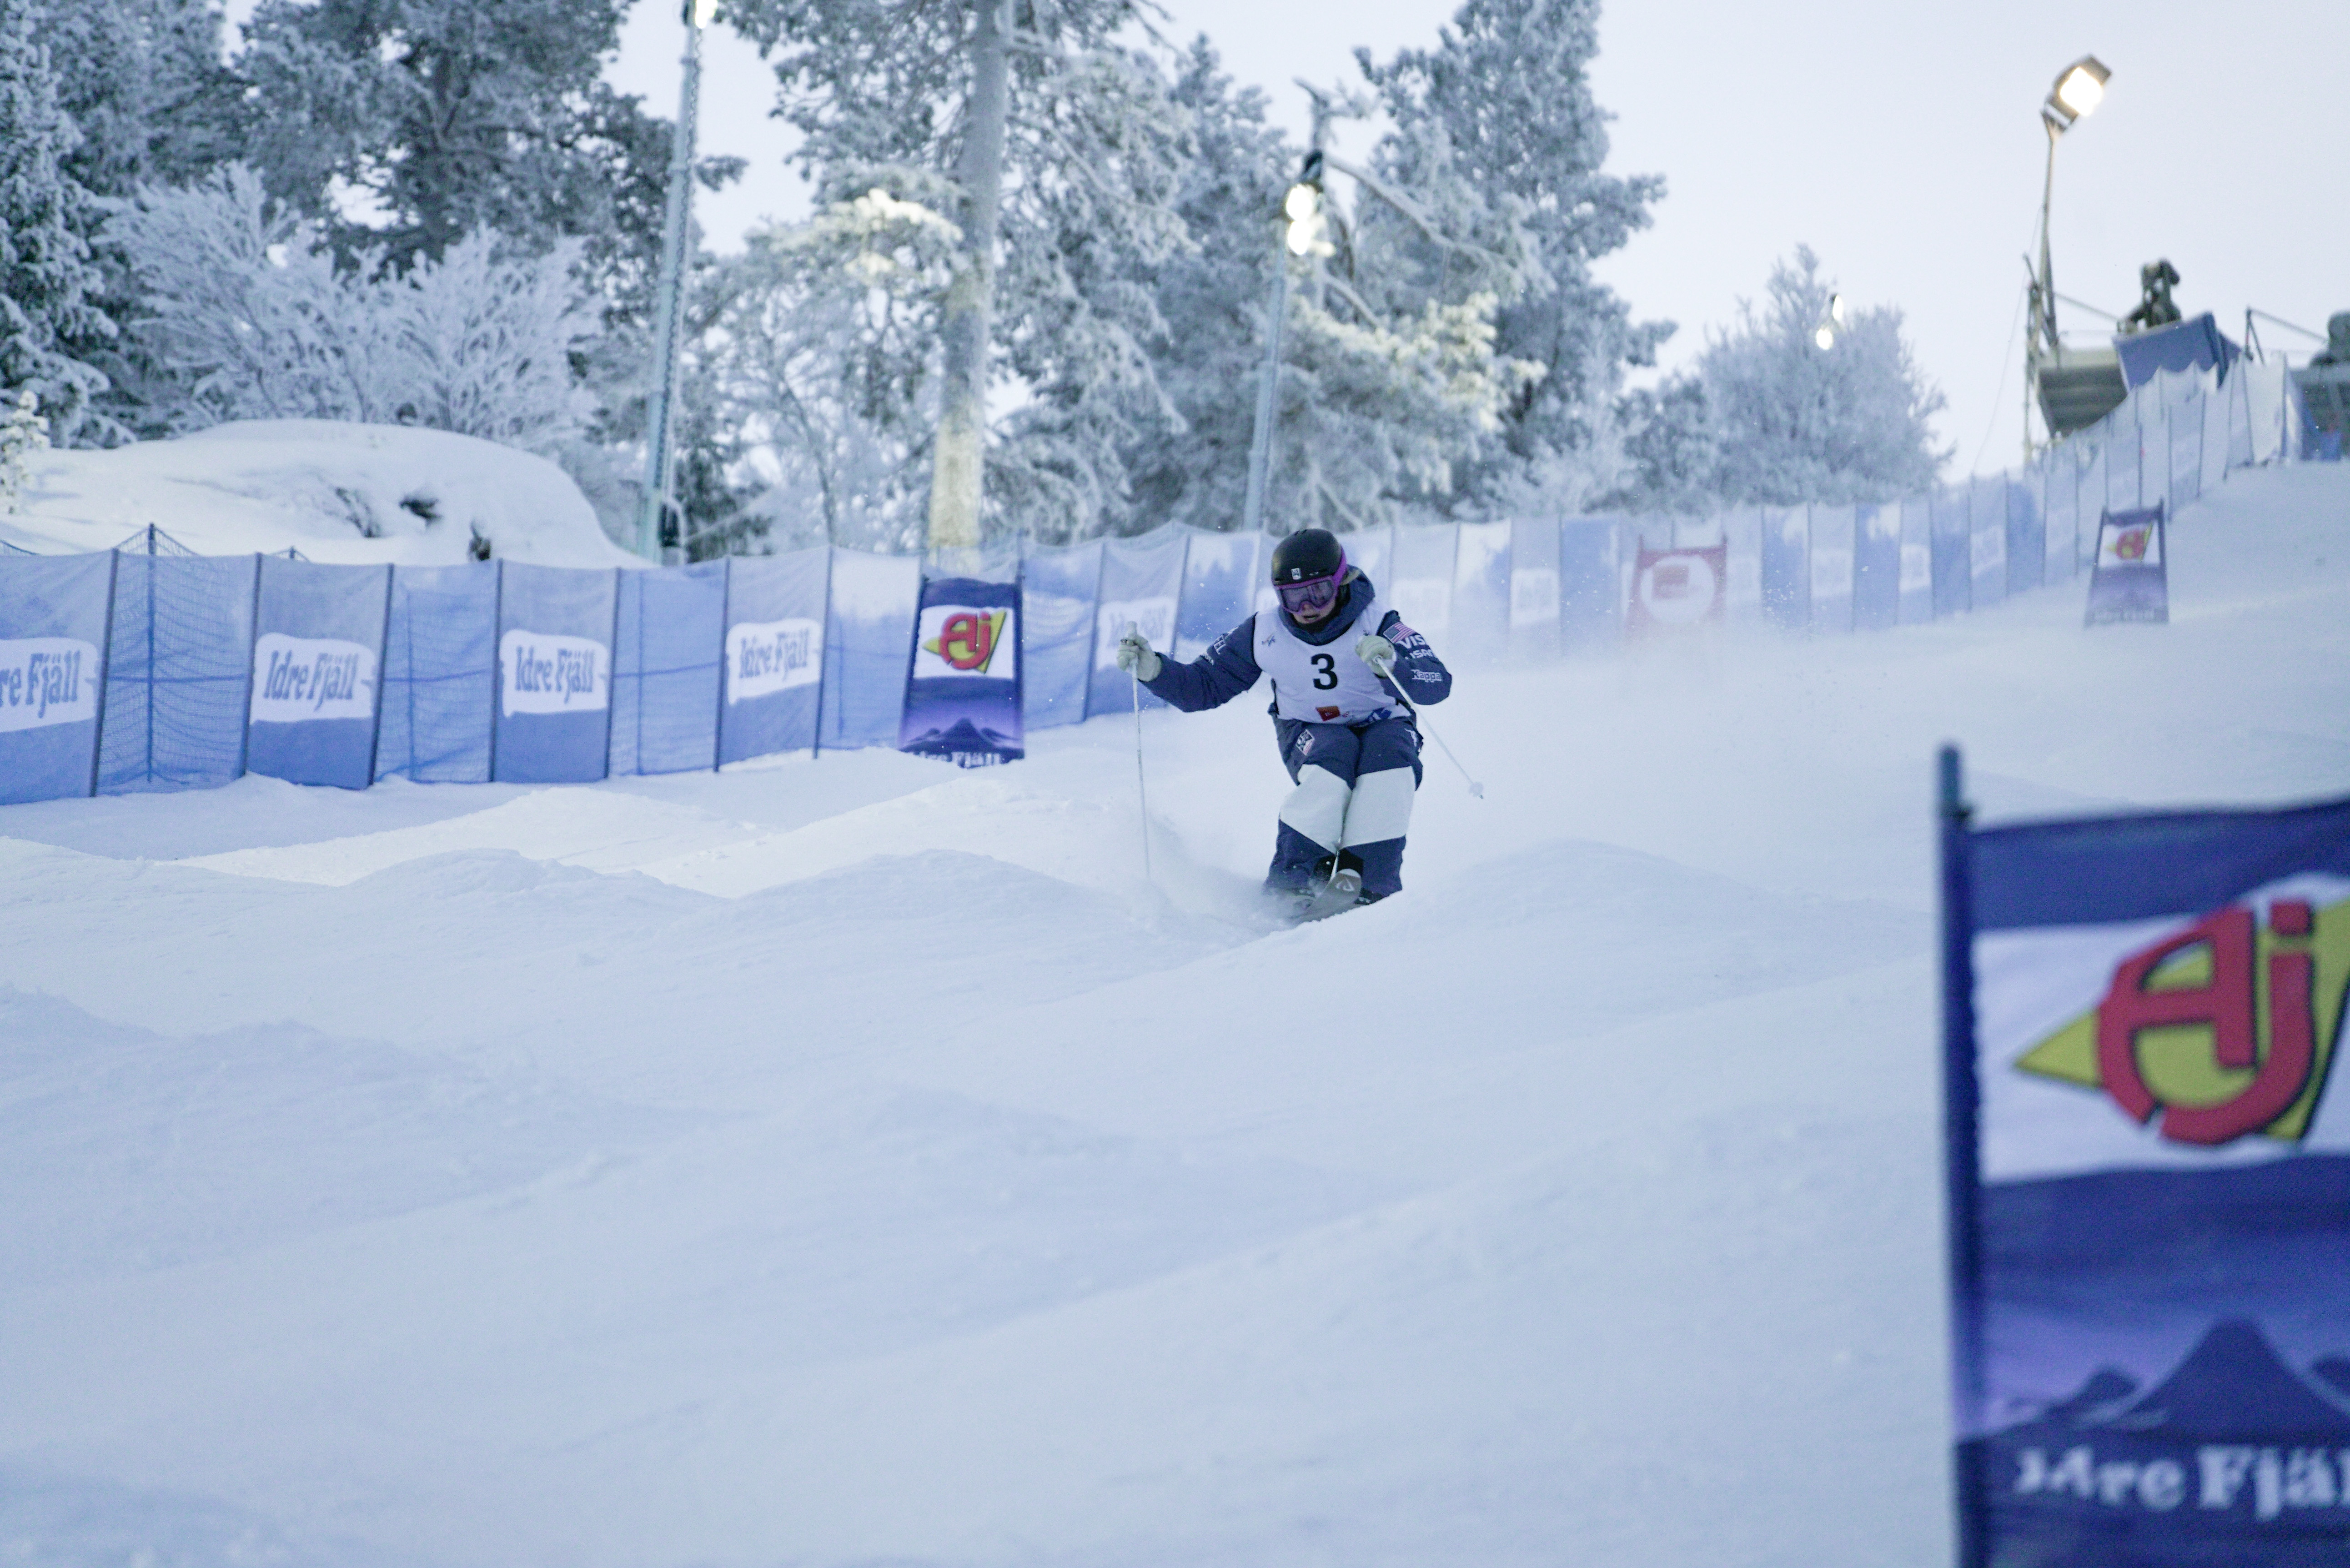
[97,552,257,793]
[0,551,113,804]
[717,549,825,766]
[247,557,391,791]
[0,359,2307,808]
[377,564,497,784]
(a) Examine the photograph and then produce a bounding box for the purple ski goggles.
[1273,553,1346,615]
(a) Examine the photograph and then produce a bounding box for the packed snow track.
[3,467,2345,1568]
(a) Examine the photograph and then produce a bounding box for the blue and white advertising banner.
[1174,530,1259,661]
[2045,462,2081,585]
[1970,476,2008,610]
[494,562,616,784]
[1897,498,1934,626]
[1508,518,1561,658]
[99,553,258,794]
[1341,525,1393,602]
[1089,525,1185,718]
[2167,376,2205,508]
[1020,540,1100,731]
[1808,504,1855,634]
[820,548,919,750]
[376,563,496,783]
[1449,521,1511,664]
[2109,405,2146,516]
[611,560,724,777]
[1387,524,1459,645]
[0,551,111,804]
[2096,503,2162,625]
[1930,487,1973,620]
[1760,506,1809,630]
[1719,508,1763,623]
[1853,503,1900,632]
[899,575,1021,766]
[245,557,388,790]
[717,549,824,766]
[2003,476,2044,597]
[1559,518,1620,652]
[1941,769,2350,1568]
[2084,505,2169,628]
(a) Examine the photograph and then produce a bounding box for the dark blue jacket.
[1141,571,1453,716]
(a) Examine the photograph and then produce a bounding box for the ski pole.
[1128,623,1154,882]
[1381,673,1484,799]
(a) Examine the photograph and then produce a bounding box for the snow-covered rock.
[1,420,638,568]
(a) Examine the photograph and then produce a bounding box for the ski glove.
[1354,632,1397,678]
[1115,631,1161,682]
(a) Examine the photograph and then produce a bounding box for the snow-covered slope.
[0,465,2344,1568]
[3,420,635,567]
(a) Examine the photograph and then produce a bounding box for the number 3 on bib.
[1311,653,1337,689]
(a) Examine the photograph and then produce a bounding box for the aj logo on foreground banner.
[2014,897,2346,1147]
[921,608,1008,675]
[1943,757,2350,1568]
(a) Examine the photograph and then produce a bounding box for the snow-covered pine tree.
[108,165,593,450]
[1698,246,1947,506]
[232,0,732,315]
[730,0,1190,545]
[699,183,965,553]
[39,0,243,437]
[0,0,117,445]
[1356,0,1667,516]
[0,387,48,512]
[1115,40,1287,534]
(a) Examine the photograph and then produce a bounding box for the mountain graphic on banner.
[2012,1320,2350,1442]
[902,717,1019,756]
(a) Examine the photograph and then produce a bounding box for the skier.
[1115,527,1452,913]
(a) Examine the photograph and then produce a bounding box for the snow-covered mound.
[3,420,635,567]
[0,464,2344,1568]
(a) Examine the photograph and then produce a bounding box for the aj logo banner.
[2015,897,2348,1146]
[916,606,1014,679]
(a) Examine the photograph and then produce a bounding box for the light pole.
[637,0,717,563]
[2024,54,2109,462]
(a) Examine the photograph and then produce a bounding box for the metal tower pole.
[637,1,709,562]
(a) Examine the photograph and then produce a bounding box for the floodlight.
[1813,326,1836,351]
[1828,293,1848,327]
[2042,55,2109,134]
[1284,182,1325,256]
[691,0,718,27]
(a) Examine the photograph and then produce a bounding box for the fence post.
[366,563,392,786]
[88,549,119,796]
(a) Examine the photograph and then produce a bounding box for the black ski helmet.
[1269,528,1346,587]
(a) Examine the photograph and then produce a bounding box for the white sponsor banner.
[1898,542,1932,594]
[1095,596,1175,668]
[726,617,822,704]
[500,629,608,717]
[1386,580,1452,639]
[0,637,99,733]
[2096,515,2163,568]
[1809,546,1854,600]
[914,604,1016,680]
[1509,568,1560,627]
[1972,521,2007,576]
[1637,552,1720,626]
[249,634,377,724]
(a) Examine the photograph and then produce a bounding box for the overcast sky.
[257,0,2350,482]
